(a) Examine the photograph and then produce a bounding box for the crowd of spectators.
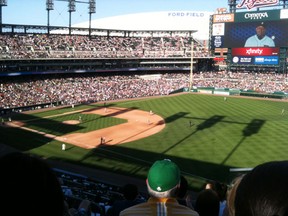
[0,34,209,59]
[2,150,287,216]
[0,72,189,109]
[192,70,288,93]
[57,169,147,216]
[1,71,288,110]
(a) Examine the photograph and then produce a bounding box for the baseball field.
[1,93,288,191]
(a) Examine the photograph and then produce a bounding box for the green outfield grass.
[1,93,288,191]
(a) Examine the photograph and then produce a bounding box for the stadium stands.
[0,34,208,59]
[54,168,147,215]
[1,71,288,112]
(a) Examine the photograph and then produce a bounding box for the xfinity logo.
[246,48,263,55]
[237,0,279,10]
[244,12,268,20]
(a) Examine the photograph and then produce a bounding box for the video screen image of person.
[244,22,275,47]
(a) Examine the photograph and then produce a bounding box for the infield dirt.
[8,106,165,149]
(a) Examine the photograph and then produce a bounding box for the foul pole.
[189,39,194,92]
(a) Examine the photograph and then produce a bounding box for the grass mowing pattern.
[27,113,126,136]
[1,94,288,190]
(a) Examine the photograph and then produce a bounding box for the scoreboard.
[211,9,288,65]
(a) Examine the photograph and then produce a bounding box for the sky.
[2,0,228,27]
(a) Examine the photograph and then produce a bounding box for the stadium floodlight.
[46,0,54,35]
[52,0,95,34]
[88,0,95,37]
[0,0,7,33]
[89,0,96,14]
[0,0,7,6]
[46,0,54,10]
[68,0,76,34]
[68,0,76,12]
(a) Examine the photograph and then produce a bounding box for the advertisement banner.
[232,56,253,64]
[231,56,279,65]
[254,56,279,64]
[235,9,281,22]
[213,13,235,23]
[232,47,279,56]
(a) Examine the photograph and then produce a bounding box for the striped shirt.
[119,197,199,216]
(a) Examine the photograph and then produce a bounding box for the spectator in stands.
[195,189,220,216]
[69,199,94,216]
[222,175,243,216]
[119,159,199,216]
[185,191,197,210]
[234,161,288,216]
[2,71,288,111]
[205,180,228,216]
[106,183,145,216]
[177,175,190,207]
[0,152,65,216]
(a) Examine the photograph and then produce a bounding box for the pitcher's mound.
[63,120,80,125]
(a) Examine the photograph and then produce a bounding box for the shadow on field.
[10,112,84,135]
[70,144,232,189]
[2,109,267,190]
[162,115,225,154]
[196,115,225,131]
[165,112,189,123]
[83,105,140,118]
[221,119,266,165]
[0,126,54,151]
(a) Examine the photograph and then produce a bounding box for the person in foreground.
[0,152,65,216]
[195,189,219,216]
[120,159,199,216]
[234,160,288,216]
[106,183,145,216]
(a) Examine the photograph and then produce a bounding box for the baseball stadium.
[1,0,288,215]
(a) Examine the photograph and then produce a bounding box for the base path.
[56,107,165,149]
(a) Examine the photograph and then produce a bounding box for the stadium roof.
[73,11,213,40]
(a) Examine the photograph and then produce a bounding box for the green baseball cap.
[147,159,180,192]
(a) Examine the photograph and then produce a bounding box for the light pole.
[54,0,96,35]
[88,0,96,37]
[68,0,76,35]
[0,0,7,34]
[189,38,194,92]
[46,0,54,35]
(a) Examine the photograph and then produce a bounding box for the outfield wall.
[195,87,240,96]
[195,87,287,99]
[169,87,288,99]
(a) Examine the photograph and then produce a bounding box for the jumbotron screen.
[211,9,288,65]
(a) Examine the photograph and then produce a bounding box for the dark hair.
[205,180,228,201]
[178,175,188,198]
[214,181,228,201]
[122,183,139,200]
[235,160,288,216]
[195,189,220,216]
[0,152,65,216]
